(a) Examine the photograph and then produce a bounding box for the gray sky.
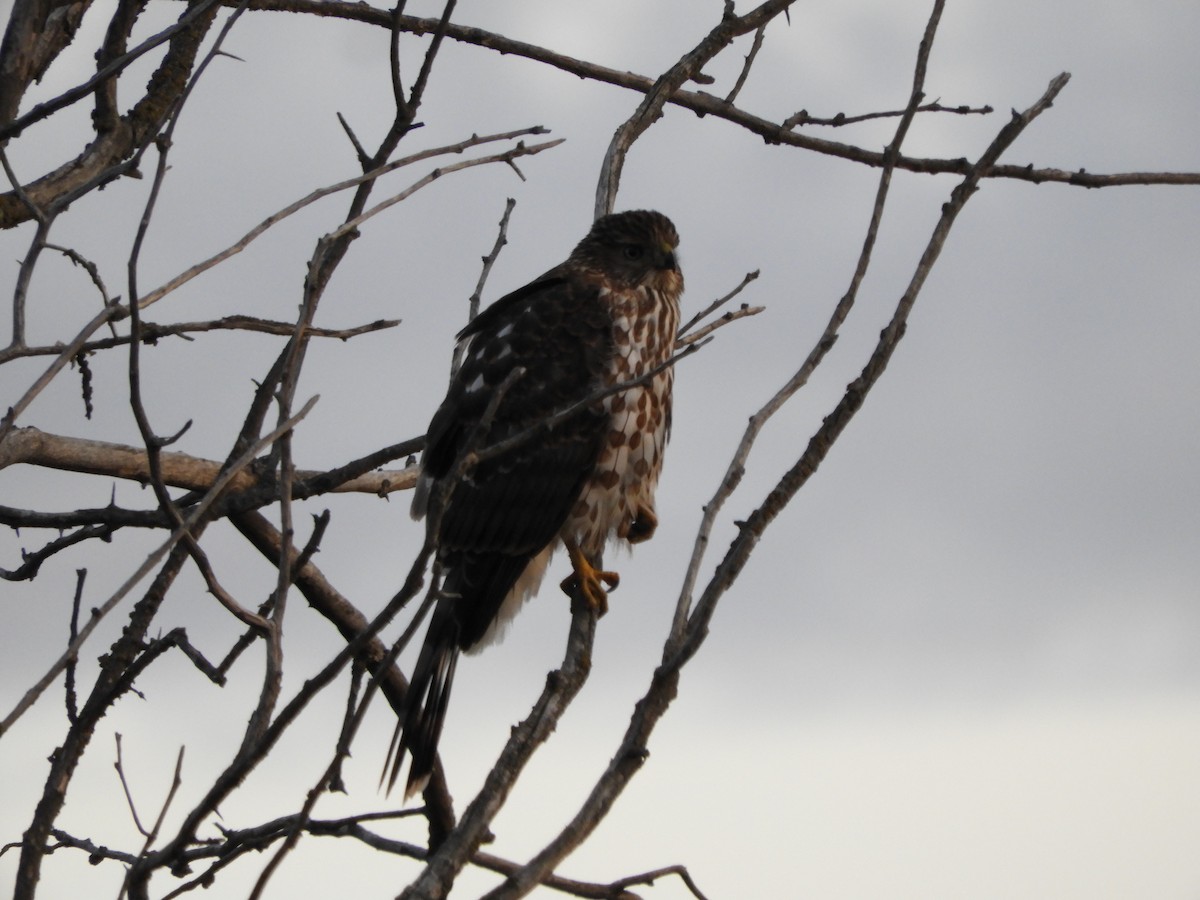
[2,1,1199,897]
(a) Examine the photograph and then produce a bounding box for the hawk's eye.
[621,245,645,261]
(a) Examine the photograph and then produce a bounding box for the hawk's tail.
[383,602,460,798]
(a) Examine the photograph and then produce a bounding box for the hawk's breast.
[565,283,680,556]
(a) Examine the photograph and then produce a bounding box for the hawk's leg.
[561,540,619,615]
[619,504,658,544]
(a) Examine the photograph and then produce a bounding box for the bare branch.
[0,315,402,362]
[470,198,519,321]
[0,426,420,498]
[0,0,225,229]
[64,570,85,725]
[609,864,711,900]
[675,303,764,347]
[43,810,678,900]
[321,137,563,246]
[0,0,93,125]
[724,23,766,105]
[677,269,760,336]
[2,0,1188,895]
[0,302,123,444]
[224,3,1200,188]
[782,99,994,128]
[122,745,186,899]
[1,521,115,581]
[398,605,599,899]
[680,71,1075,659]
[1,141,54,350]
[131,128,554,314]
[0,0,224,143]
[0,396,317,739]
[675,270,764,349]
[671,0,948,644]
[596,0,797,216]
[127,523,439,896]
[114,734,151,838]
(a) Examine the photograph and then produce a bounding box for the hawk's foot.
[562,542,619,615]
[620,505,658,544]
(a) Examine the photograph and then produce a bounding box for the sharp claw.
[561,542,620,615]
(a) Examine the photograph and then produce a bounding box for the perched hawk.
[387,210,683,796]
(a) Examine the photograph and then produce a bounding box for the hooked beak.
[657,245,680,272]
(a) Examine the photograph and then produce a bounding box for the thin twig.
[45,810,670,900]
[43,244,115,323]
[783,99,993,128]
[118,744,186,900]
[675,303,764,347]
[64,570,85,724]
[129,128,552,314]
[595,0,796,216]
[320,138,562,248]
[724,23,766,104]
[0,316,402,362]
[610,864,711,900]
[453,197,517,373]
[1,144,53,350]
[114,734,149,837]
[674,273,765,350]
[0,302,122,444]
[677,269,759,336]
[0,522,115,581]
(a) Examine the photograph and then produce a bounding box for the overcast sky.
[2,2,1199,898]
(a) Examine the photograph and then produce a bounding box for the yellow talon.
[561,541,619,614]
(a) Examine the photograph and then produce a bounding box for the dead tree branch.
[1,0,1190,895]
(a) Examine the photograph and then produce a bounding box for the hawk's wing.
[416,269,615,644]
[388,271,616,796]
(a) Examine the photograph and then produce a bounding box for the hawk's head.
[569,210,683,294]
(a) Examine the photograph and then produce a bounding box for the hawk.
[386,209,683,797]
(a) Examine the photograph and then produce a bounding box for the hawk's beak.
[657,246,679,272]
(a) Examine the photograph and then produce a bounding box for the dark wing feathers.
[454,269,567,341]
[439,422,605,555]
[426,276,613,568]
[447,553,536,645]
[390,273,614,797]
